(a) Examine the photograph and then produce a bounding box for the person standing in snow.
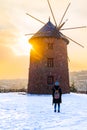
[52,81,62,112]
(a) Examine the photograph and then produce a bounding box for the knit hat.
[55,81,59,86]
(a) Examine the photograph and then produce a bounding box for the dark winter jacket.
[52,85,62,104]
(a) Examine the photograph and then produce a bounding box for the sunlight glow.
[11,36,32,56]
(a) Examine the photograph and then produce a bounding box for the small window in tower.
[47,58,54,67]
[48,43,53,49]
[47,76,54,85]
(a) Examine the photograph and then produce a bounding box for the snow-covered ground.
[0,92,87,130]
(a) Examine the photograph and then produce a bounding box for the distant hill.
[0,70,87,93]
[69,70,87,93]
[0,79,28,92]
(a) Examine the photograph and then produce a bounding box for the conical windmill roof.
[29,20,69,44]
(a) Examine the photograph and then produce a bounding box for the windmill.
[26,0,86,94]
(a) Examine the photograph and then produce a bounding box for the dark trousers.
[54,103,60,112]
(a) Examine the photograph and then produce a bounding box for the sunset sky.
[0,0,87,79]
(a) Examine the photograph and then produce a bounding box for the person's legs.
[58,103,60,112]
[54,103,56,112]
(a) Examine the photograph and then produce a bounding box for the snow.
[0,93,87,130]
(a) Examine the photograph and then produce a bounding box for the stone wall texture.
[28,37,70,94]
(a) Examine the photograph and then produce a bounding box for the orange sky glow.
[0,0,87,79]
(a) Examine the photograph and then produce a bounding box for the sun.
[11,36,32,56]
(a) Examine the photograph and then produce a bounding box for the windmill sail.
[62,34,84,48]
[26,2,86,48]
[61,26,87,30]
[47,0,57,26]
[58,3,71,29]
[26,13,45,25]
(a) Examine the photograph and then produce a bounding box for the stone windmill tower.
[26,1,85,94]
